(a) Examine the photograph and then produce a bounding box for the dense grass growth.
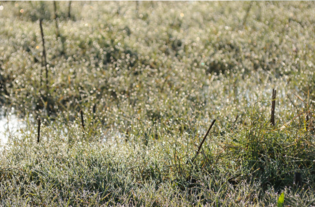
[0,1,315,206]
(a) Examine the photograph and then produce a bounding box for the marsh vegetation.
[0,1,315,206]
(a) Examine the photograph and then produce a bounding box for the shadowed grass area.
[0,1,315,206]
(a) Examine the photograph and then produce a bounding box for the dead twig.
[191,119,216,163]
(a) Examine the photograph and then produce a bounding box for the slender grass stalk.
[280,110,306,130]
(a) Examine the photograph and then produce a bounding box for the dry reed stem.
[80,110,85,130]
[39,19,49,97]
[271,89,276,126]
[242,1,253,27]
[53,1,60,39]
[37,118,41,143]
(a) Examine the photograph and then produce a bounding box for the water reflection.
[0,108,26,147]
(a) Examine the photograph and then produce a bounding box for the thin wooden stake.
[39,19,49,98]
[271,89,276,126]
[80,110,85,130]
[191,119,216,163]
[68,1,72,19]
[37,118,41,143]
[53,1,60,39]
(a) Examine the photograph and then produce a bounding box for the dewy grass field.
[0,1,315,206]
